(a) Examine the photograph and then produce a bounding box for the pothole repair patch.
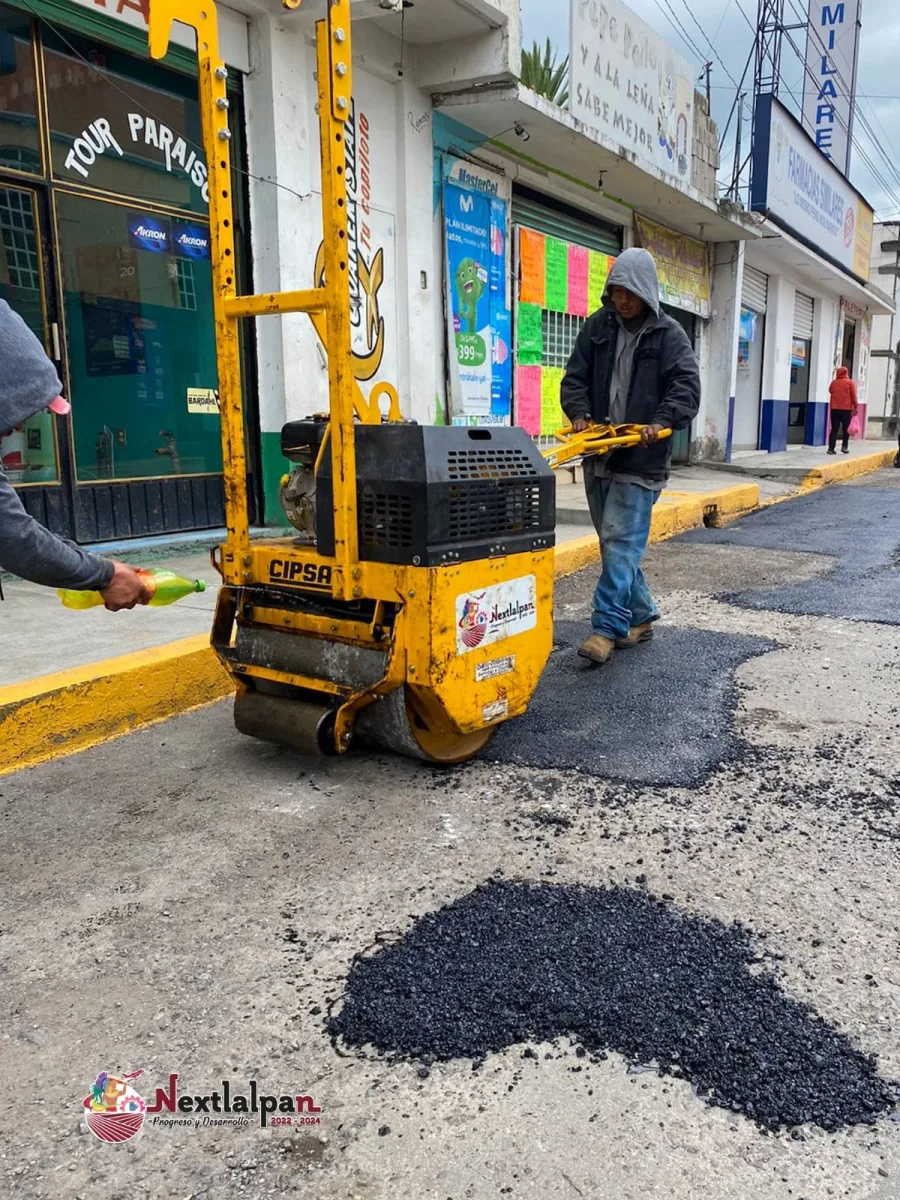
[680,485,900,625]
[327,880,896,1132]
[484,623,776,786]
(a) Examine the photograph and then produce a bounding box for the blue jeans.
[583,467,660,640]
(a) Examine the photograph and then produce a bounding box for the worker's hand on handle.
[101,561,153,612]
[640,423,669,446]
[571,418,591,433]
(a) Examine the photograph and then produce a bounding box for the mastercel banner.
[442,161,511,426]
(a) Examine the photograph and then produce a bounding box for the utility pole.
[749,0,785,203]
[754,0,785,99]
[702,61,712,110]
[730,93,746,201]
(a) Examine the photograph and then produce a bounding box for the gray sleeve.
[654,324,701,432]
[0,468,114,590]
[0,299,63,422]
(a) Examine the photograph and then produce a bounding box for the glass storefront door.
[55,191,221,484]
[0,2,252,542]
[0,182,61,486]
[788,339,812,445]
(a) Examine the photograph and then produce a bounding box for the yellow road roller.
[148,0,557,763]
[148,0,663,764]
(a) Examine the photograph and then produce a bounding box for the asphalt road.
[680,476,900,625]
[3,470,900,1200]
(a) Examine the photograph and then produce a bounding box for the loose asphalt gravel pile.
[680,485,900,624]
[328,881,896,1132]
[484,623,776,786]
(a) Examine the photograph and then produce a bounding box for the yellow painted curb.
[0,635,232,778]
[1,482,760,776]
[553,482,760,579]
[552,534,602,578]
[800,449,896,489]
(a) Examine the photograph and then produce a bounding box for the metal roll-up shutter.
[511,187,622,256]
[793,291,815,340]
[741,265,768,313]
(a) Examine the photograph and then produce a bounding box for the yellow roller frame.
[148,0,555,761]
[149,0,400,601]
[542,423,672,469]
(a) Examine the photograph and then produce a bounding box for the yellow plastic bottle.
[58,568,206,610]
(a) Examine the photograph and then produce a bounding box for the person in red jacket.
[828,366,858,455]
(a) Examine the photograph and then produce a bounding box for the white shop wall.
[306,64,401,415]
[245,17,436,434]
[759,274,835,414]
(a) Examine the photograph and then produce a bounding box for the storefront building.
[0,0,786,552]
[432,55,755,465]
[0,0,256,541]
[863,221,900,440]
[732,236,890,454]
[737,95,892,454]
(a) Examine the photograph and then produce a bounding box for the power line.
[731,0,758,36]
[674,0,740,90]
[717,41,757,153]
[705,86,900,99]
[650,0,708,66]
[711,0,731,44]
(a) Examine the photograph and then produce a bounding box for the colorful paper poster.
[634,214,710,318]
[540,366,565,436]
[519,228,546,306]
[544,238,568,312]
[567,245,589,317]
[588,251,611,313]
[516,302,543,363]
[443,178,511,423]
[515,365,542,435]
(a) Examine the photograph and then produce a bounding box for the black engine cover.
[301,423,555,566]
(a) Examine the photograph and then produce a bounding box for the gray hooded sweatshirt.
[560,247,700,486]
[0,300,113,590]
[605,249,661,426]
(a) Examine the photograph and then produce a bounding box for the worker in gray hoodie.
[0,300,150,609]
[560,248,700,665]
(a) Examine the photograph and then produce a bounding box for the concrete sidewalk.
[6,444,894,691]
[555,463,794,525]
[701,438,898,484]
[5,436,895,689]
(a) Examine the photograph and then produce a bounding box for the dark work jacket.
[559,305,701,484]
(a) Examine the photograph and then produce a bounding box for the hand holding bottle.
[59,567,206,611]
[101,562,154,611]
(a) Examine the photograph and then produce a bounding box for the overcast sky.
[520,0,900,218]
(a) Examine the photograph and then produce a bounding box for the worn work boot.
[615,622,654,649]
[577,633,615,665]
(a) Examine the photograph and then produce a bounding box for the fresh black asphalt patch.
[680,485,900,624]
[327,881,896,1132]
[484,623,776,786]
